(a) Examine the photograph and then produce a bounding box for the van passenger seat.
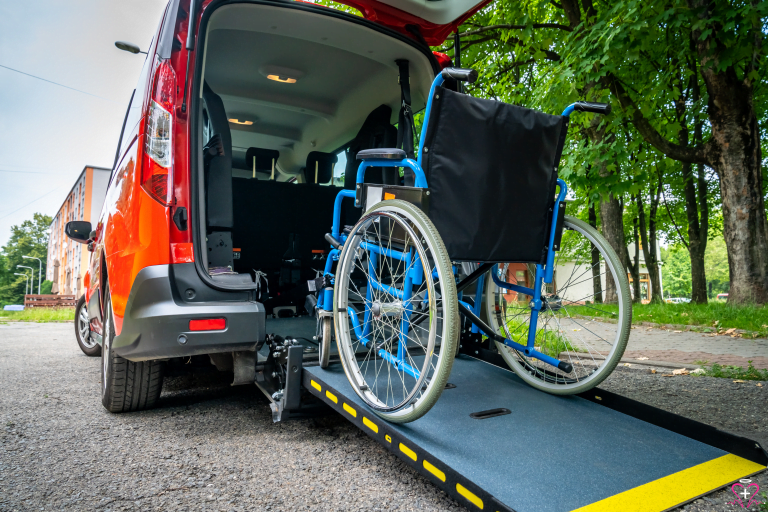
[303,152,337,185]
[246,147,280,180]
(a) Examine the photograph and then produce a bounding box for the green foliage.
[40,280,53,295]
[0,213,52,306]
[0,307,74,323]
[662,245,692,298]
[696,361,768,381]
[660,238,730,299]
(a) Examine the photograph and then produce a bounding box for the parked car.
[665,297,691,304]
[716,293,729,301]
[65,0,485,412]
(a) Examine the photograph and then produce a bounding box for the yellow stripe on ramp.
[423,460,446,482]
[325,390,338,403]
[572,454,765,512]
[310,380,321,392]
[456,483,483,509]
[343,403,357,417]
[399,443,417,461]
[363,416,378,433]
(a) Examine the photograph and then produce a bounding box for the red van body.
[68,0,487,412]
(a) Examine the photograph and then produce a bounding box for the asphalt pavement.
[1,321,765,511]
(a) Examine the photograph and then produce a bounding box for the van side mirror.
[65,221,92,244]
[115,41,146,55]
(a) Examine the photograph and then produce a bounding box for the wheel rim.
[486,219,628,391]
[335,207,447,413]
[78,304,97,349]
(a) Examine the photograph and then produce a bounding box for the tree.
[0,213,52,306]
[662,245,693,298]
[595,1,767,304]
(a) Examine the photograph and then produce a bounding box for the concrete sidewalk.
[584,319,768,369]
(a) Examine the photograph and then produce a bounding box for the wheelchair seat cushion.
[356,148,407,160]
[421,88,568,263]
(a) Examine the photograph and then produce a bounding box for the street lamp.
[17,265,33,296]
[22,256,42,295]
[14,273,29,296]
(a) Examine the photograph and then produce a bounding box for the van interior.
[195,3,435,341]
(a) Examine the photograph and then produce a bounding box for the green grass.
[567,302,768,337]
[0,307,75,323]
[498,311,585,358]
[694,361,768,381]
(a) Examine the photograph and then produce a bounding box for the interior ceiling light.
[260,65,304,84]
[267,75,297,84]
[228,118,253,125]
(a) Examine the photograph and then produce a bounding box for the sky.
[0,0,168,247]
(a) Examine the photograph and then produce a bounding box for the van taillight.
[189,318,226,331]
[141,59,176,206]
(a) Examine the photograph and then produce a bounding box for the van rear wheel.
[75,295,100,357]
[101,289,165,412]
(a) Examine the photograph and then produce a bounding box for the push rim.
[334,201,456,418]
[485,216,630,393]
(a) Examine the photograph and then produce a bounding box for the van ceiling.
[202,4,434,176]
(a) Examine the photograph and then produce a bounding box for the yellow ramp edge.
[343,403,357,417]
[310,380,321,392]
[363,416,378,433]
[572,454,765,512]
[325,390,338,403]
[399,443,418,461]
[423,460,446,482]
[456,483,483,509]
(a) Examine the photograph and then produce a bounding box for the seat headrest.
[305,151,338,185]
[245,147,280,174]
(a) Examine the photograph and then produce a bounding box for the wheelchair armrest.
[356,148,407,160]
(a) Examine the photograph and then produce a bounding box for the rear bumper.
[112,264,265,361]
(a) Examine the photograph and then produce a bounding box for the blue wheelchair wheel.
[334,200,459,423]
[485,216,631,394]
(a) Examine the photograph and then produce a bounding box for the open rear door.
[335,0,491,45]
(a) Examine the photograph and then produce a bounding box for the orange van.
[66,0,486,412]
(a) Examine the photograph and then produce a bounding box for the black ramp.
[304,356,765,512]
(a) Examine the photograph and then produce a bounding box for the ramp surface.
[304,356,765,512]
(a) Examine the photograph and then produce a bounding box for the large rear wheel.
[485,216,631,394]
[334,200,458,423]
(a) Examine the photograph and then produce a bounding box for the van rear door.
[336,0,491,45]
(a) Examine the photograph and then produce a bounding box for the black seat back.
[203,82,233,231]
[304,152,337,185]
[245,147,280,178]
[344,105,398,189]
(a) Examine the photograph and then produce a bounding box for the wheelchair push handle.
[573,101,611,115]
[440,67,478,83]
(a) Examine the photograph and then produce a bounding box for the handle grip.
[573,101,611,115]
[440,67,478,83]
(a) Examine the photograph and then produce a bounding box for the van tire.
[75,295,101,357]
[101,288,165,412]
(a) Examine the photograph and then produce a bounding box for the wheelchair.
[316,68,631,423]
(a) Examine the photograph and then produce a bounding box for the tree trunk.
[681,160,708,304]
[637,179,663,303]
[588,201,603,303]
[689,0,768,304]
[629,214,641,303]
[599,193,629,304]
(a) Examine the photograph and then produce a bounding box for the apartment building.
[46,166,110,296]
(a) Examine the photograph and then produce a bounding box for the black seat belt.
[395,59,416,186]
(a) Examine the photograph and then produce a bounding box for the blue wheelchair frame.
[317,71,582,376]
